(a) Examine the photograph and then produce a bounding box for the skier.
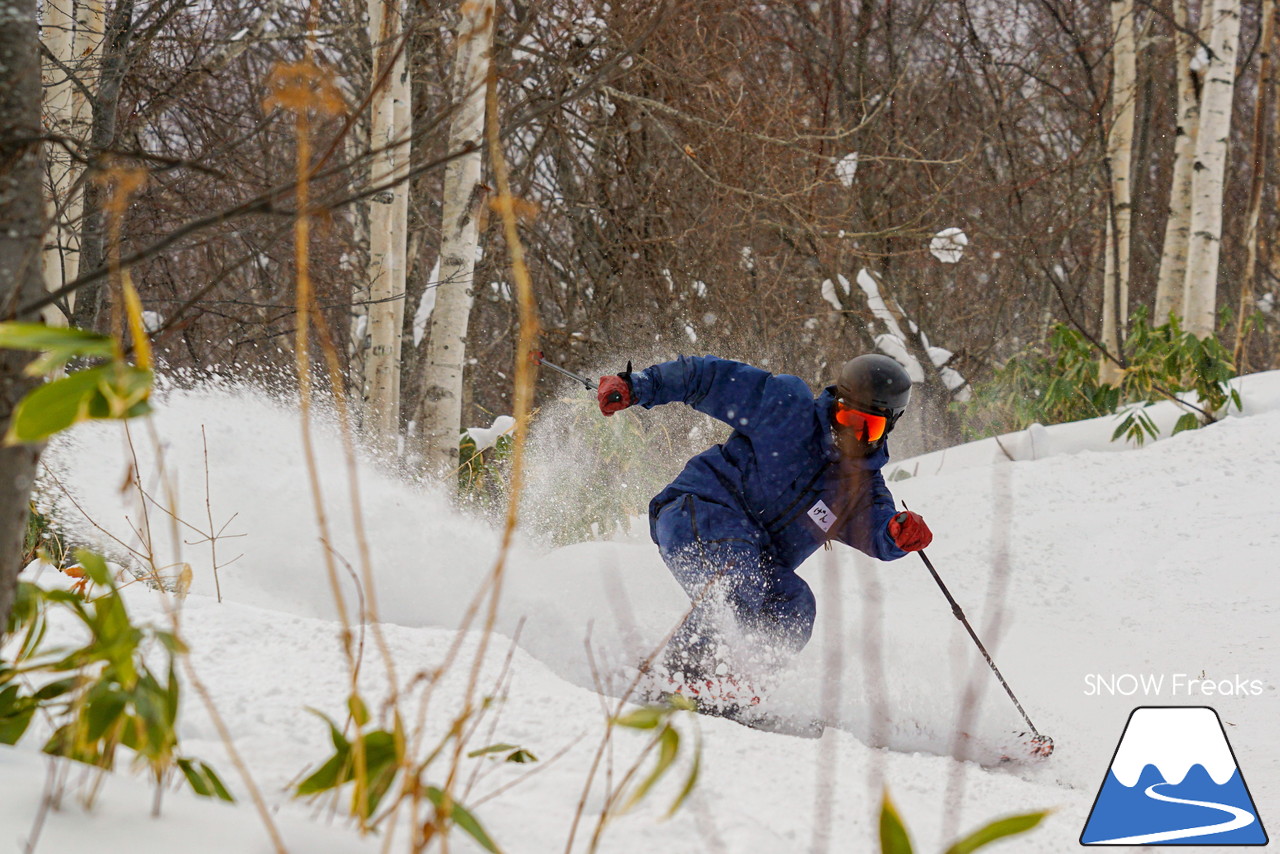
[597,354,932,708]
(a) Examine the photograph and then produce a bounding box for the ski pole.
[530,350,596,390]
[907,527,1054,757]
[529,351,633,407]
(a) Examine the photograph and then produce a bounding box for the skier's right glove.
[888,511,932,551]
[597,362,635,416]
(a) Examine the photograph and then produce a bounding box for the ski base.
[699,701,826,739]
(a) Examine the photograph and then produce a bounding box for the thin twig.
[200,426,222,602]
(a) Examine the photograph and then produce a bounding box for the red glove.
[888,511,932,551]
[597,375,634,416]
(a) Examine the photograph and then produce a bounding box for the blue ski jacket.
[630,355,907,573]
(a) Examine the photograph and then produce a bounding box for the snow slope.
[5,371,1278,852]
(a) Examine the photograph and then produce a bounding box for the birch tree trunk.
[1183,0,1241,338]
[1,0,50,633]
[361,0,411,442]
[1154,0,1205,321]
[1232,0,1274,365]
[1101,0,1137,384]
[415,0,494,476]
[40,0,75,325]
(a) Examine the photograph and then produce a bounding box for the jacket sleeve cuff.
[629,368,655,407]
[877,519,909,560]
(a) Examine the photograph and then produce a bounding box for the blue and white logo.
[1081,706,1268,845]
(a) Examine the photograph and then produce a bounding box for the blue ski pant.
[653,494,817,657]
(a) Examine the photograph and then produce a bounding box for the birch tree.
[415,0,493,476]
[361,0,411,442]
[39,0,102,326]
[1102,0,1137,383]
[1,0,50,631]
[1233,0,1275,364]
[1154,0,1206,321]
[40,0,75,324]
[1183,0,1241,338]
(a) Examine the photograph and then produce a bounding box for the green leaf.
[0,684,21,712]
[359,729,401,816]
[6,367,104,444]
[154,631,189,655]
[0,323,115,375]
[879,790,914,854]
[1172,413,1200,435]
[467,742,520,758]
[134,675,173,746]
[506,749,537,764]
[97,364,153,416]
[85,689,129,742]
[0,685,36,745]
[41,589,85,606]
[4,363,153,444]
[424,787,501,853]
[178,757,214,797]
[348,693,370,728]
[176,758,235,802]
[42,724,74,760]
[666,730,700,818]
[296,749,351,796]
[0,708,36,745]
[623,725,680,812]
[304,707,349,751]
[8,581,42,636]
[33,676,78,701]
[944,811,1049,854]
[1111,414,1134,442]
[614,706,666,730]
[666,693,696,712]
[75,551,112,587]
[165,659,181,728]
[201,761,235,802]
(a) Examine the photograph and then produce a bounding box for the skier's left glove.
[888,511,932,551]
[597,362,634,416]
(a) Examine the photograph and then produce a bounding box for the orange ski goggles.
[834,401,889,442]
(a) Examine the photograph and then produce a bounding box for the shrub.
[960,310,1241,445]
[0,551,232,808]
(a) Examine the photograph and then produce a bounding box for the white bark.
[1183,0,1241,338]
[1102,0,1136,384]
[416,0,494,475]
[361,0,412,441]
[41,0,75,325]
[39,0,99,324]
[1155,0,1212,322]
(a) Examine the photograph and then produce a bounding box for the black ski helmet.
[837,354,912,422]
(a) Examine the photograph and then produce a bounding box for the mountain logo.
[1080,706,1268,846]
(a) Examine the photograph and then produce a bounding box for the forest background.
[3,0,1279,608]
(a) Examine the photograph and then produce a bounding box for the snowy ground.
[4,371,1277,852]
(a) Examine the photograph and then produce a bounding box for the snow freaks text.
[1083,673,1265,698]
